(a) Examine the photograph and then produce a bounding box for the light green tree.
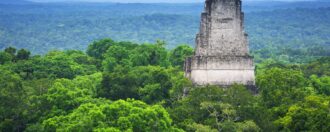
[257,68,307,108]
[275,95,330,131]
[310,75,330,95]
[42,99,183,132]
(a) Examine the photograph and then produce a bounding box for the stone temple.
[184,0,256,90]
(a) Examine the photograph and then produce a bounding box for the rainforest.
[0,0,329,132]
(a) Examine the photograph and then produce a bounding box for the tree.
[100,66,173,104]
[275,95,330,131]
[169,86,261,131]
[13,59,35,80]
[16,49,31,60]
[130,43,170,67]
[4,47,16,56]
[102,45,131,72]
[12,51,97,79]
[169,45,194,69]
[257,68,307,108]
[302,57,330,77]
[310,75,330,95]
[42,99,182,132]
[0,69,26,131]
[167,68,192,103]
[0,51,13,64]
[25,73,103,129]
[87,39,115,60]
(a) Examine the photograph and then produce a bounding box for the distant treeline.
[0,2,330,63]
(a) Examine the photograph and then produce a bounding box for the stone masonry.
[185,0,256,89]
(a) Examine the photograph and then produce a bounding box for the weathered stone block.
[185,0,256,88]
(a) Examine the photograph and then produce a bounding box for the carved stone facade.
[185,0,256,89]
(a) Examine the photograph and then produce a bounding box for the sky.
[29,0,318,3]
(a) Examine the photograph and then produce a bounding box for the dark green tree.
[130,42,170,67]
[87,39,115,60]
[16,49,31,60]
[302,57,330,77]
[100,66,173,104]
[102,45,131,72]
[169,45,193,69]
[4,47,16,56]
[0,69,26,131]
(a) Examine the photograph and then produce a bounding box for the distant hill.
[0,1,330,62]
[243,1,330,12]
[0,0,31,4]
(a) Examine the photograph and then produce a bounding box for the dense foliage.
[0,1,329,131]
[0,38,329,131]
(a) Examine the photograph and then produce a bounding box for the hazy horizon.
[28,0,319,3]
